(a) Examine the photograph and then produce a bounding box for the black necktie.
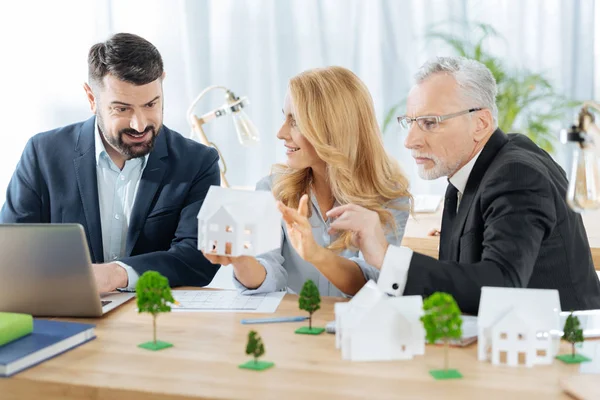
[439,182,458,260]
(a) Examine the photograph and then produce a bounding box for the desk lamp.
[560,102,600,212]
[187,86,259,187]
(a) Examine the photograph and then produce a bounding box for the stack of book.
[0,312,95,377]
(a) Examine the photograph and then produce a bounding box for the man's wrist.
[112,263,129,288]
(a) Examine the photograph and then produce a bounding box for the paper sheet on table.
[170,290,285,313]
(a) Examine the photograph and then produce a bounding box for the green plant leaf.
[136,271,174,315]
[299,280,321,314]
[421,292,463,344]
[473,22,500,38]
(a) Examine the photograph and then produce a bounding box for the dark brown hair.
[88,33,163,86]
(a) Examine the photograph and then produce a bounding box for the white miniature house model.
[477,286,561,368]
[335,280,425,361]
[197,186,281,257]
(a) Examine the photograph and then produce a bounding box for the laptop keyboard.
[101,300,112,307]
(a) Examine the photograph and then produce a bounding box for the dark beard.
[96,112,159,159]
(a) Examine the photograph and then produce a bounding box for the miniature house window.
[518,333,525,341]
[536,331,549,340]
[209,224,218,232]
[244,226,252,235]
[225,242,233,255]
[518,352,526,365]
[500,333,508,340]
[499,351,507,364]
[225,225,233,233]
[243,242,252,250]
[209,240,218,253]
[401,345,406,352]
[536,349,547,357]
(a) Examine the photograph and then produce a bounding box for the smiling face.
[84,73,163,166]
[276,89,323,170]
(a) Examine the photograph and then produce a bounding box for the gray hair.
[415,56,498,126]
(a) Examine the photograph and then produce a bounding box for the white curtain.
[0,0,596,206]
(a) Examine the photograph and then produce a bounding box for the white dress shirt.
[95,125,148,290]
[377,151,482,296]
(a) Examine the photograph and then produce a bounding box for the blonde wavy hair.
[271,66,412,252]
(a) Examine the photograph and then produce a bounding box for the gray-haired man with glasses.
[326,56,600,315]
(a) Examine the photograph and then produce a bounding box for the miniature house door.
[206,207,237,255]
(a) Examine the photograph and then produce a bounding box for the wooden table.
[0,292,596,400]
[402,210,600,270]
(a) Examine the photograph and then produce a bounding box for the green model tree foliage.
[136,271,174,345]
[299,279,320,329]
[246,330,266,364]
[562,311,584,358]
[421,292,463,371]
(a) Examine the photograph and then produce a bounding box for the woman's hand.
[202,252,234,266]
[202,252,256,268]
[202,252,266,289]
[276,194,325,263]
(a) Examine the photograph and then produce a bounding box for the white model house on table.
[477,286,562,368]
[197,186,281,257]
[335,280,425,361]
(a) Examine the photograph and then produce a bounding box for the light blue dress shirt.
[234,175,410,297]
[94,125,148,290]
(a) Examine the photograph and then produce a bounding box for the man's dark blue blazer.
[0,116,221,287]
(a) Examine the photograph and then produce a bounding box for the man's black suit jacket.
[403,129,600,314]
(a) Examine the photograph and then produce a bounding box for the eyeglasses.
[397,108,483,132]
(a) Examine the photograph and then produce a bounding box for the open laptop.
[0,224,134,317]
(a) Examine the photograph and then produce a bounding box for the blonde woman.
[204,66,411,297]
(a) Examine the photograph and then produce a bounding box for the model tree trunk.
[572,342,575,358]
[153,313,157,345]
[444,339,449,372]
[309,312,313,329]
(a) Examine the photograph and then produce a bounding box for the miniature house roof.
[346,280,385,311]
[197,186,280,225]
[492,308,534,333]
[478,287,561,332]
[206,206,236,223]
[387,295,424,320]
[337,281,426,361]
[346,281,423,318]
[353,301,412,336]
[207,205,262,224]
[343,281,424,332]
[352,297,423,337]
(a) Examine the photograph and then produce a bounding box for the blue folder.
[0,319,95,377]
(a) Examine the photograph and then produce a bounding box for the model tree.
[136,271,175,351]
[239,330,274,371]
[295,279,325,335]
[421,292,463,380]
[556,312,591,364]
[247,331,265,363]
